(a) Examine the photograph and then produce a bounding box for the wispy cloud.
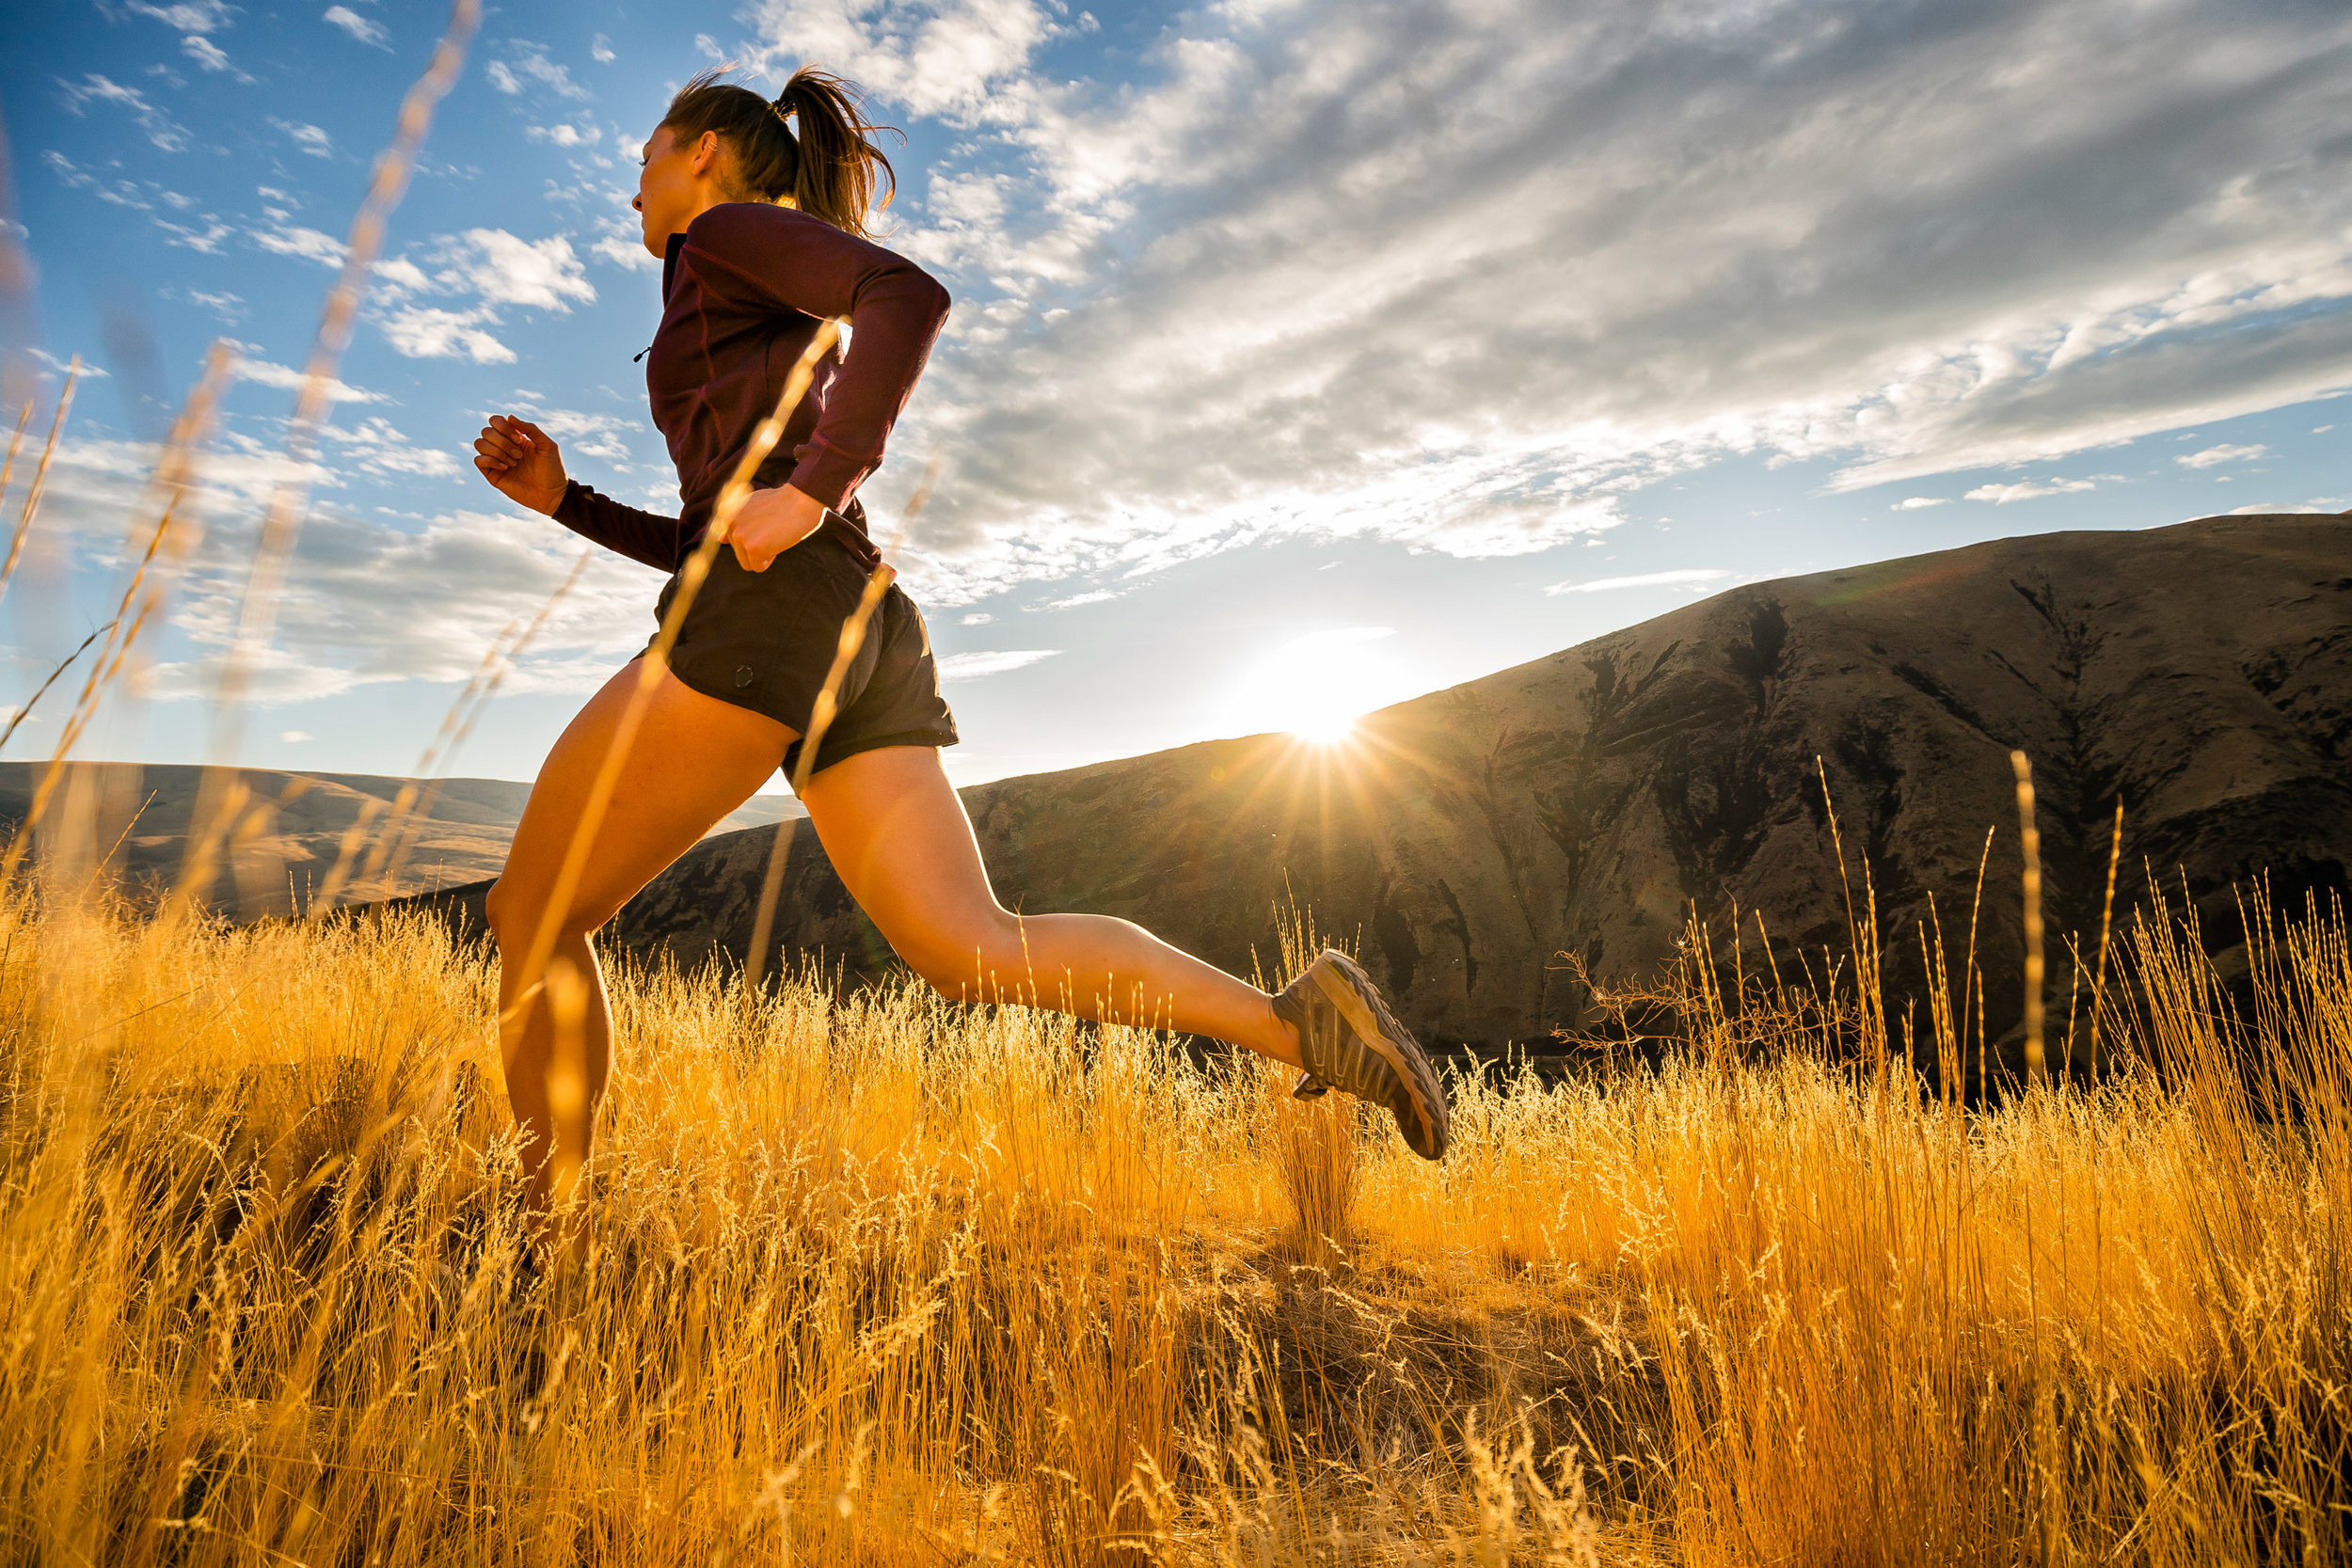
[269,118,334,159]
[485,42,589,101]
[1964,479,2097,504]
[1028,589,1117,611]
[526,122,601,149]
[124,1,233,31]
[318,416,460,480]
[2177,443,2268,469]
[251,224,347,265]
[321,6,389,48]
[1892,497,1949,511]
[2226,496,2347,515]
[27,349,107,379]
[937,648,1062,680]
[181,34,240,74]
[381,306,514,364]
[351,229,597,364]
[734,0,2352,604]
[1545,569,1732,595]
[503,402,644,462]
[56,73,189,151]
[228,347,383,404]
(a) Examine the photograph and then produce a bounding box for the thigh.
[797,745,1004,964]
[500,656,799,931]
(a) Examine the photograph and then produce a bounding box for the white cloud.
[485,43,589,102]
[381,306,514,364]
[318,416,460,479]
[504,403,644,462]
[36,437,652,704]
[439,229,595,311]
[725,0,2352,604]
[937,648,1061,680]
[146,510,651,702]
[181,34,234,72]
[228,349,383,404]
[360,230,594,361]
[1892,496,1949,511]
[589,215,660,272]
[1963,479,2098,503]
[281,731,314,742]
[1029,589,1116,611]
[590,33,614,63]
[183,289,246,322]
[56,73,189,151]
[526,122,601,149]
[373,255,431,294]
[2225,497,2347,515]
[28,349,107,379]
[252,224,347,265]
[1545,569,1733,595]
[126,1,232,31]
[159,217,233,252]
[750,0,1055,122]
[322,6,389,48]
[2177,442,2268,469]
[270,118,334,158]
[960,611,993,625]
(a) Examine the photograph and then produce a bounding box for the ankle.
[1263,995,1304,1069]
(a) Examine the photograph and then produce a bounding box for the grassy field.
[0,876,2344,1565]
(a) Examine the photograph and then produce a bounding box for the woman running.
[469,68,1450,1218]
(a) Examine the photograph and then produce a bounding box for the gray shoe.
[1273,949,1450,1161]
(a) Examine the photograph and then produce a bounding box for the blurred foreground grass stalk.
[0,879,2344,1565]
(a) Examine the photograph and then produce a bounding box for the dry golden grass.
[0,874,2344,1565]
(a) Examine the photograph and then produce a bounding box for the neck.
[673,184,734,237]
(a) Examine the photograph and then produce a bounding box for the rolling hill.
[0,763,803,916]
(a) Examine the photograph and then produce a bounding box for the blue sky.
[4,0,2347,792]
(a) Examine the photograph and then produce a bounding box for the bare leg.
[800,746,1303,1067]
[485,656,797,1217]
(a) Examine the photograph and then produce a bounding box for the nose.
[631,193,643,213]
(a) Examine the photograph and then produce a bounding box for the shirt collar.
[661,230,688,303]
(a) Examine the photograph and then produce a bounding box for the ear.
[691,130,722,176]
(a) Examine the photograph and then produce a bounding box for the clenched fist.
[472,414,567,516]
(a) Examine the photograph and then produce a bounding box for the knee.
[898,907,1025,1001]
[484,876,600,950]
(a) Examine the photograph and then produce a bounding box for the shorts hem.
[795,727,960,788]
[663,654,809,734]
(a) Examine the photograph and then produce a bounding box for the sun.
[1291,707,1360,744]
[1224,626,1402,745]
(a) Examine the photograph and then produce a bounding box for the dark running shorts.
[649,514,959,786]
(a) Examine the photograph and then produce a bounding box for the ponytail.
[659,65,899,238]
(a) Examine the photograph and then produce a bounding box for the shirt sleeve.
[680,204,952,513]
[552,480,684,573]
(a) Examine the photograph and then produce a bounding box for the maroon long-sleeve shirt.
[552,202,952,574]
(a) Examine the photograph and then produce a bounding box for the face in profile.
[631,125,702,256]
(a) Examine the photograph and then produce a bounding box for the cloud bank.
[742,0,2352,601]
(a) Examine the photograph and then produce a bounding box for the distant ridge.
[0,763,803,916]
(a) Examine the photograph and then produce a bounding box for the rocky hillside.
[421,514,2352,1070]
[0,763,801,916]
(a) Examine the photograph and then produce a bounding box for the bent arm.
[553,481,685,574]
[683,205,953,512]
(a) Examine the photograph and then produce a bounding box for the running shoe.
[1273,948,1451,1161]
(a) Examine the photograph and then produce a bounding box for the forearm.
[551,481,684,573]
